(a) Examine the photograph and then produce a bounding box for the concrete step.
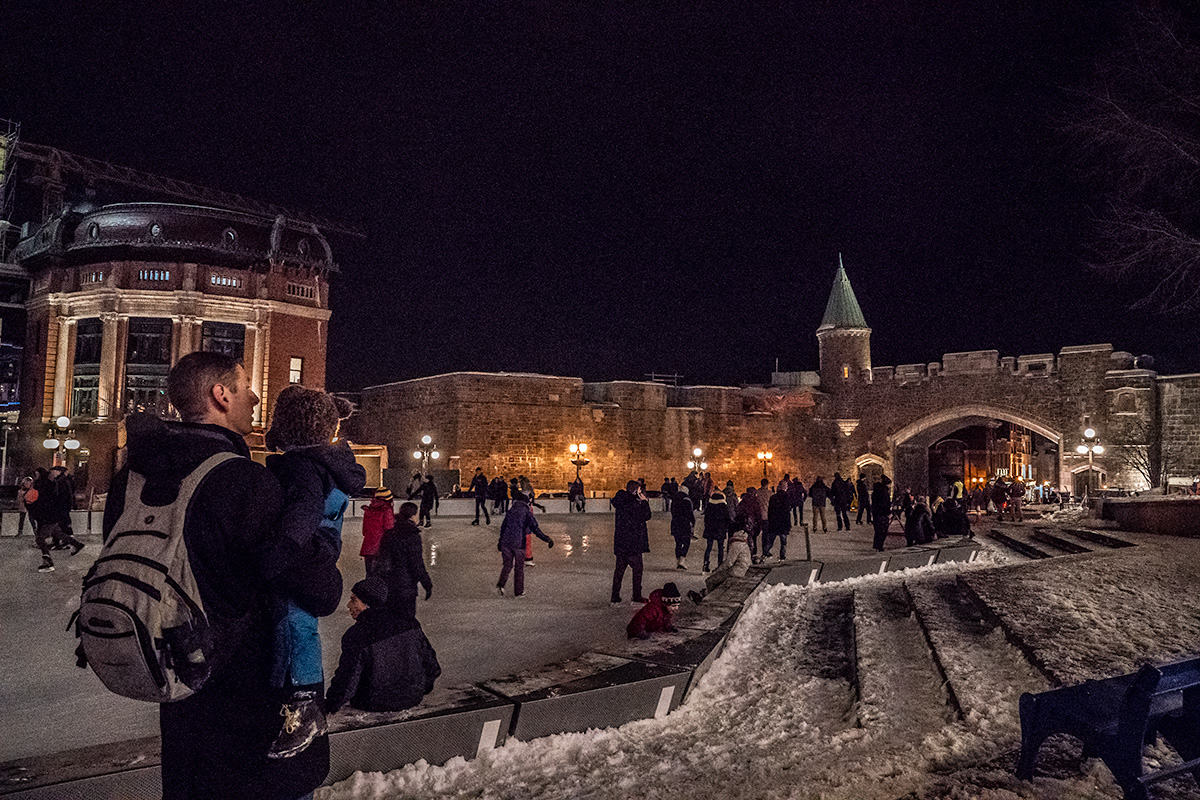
[852,583,957,732]
[1030,527,1091,555]
[987,528,1051,560]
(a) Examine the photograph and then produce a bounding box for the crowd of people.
[53,349,1067,800]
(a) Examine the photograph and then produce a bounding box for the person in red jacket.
[626,582,681,639]
[360,488,395,576]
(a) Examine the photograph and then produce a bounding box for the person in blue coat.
[496,493,553,597]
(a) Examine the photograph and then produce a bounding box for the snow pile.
[318,541,1200,799]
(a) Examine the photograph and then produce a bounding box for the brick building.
[352,261,1200,499]
[13,202,333,492]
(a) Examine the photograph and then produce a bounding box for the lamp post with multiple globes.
[1076,427,1104,497]
[569,442,590,479]
[42,416,81,466]
[413,434,440,477]
[687,447,707,472]
[756,450,773,478]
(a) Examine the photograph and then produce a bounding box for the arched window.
[1113,392,1137,414]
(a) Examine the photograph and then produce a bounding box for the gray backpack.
[71,452,237,702]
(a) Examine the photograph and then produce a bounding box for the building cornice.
[30,290,331,323]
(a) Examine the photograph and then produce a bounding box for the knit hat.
[709,491,725,504]
[351,577,388,607]
[661,582,681,605]
[374,487,393,501]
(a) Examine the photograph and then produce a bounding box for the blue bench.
[1017,658,1200,799]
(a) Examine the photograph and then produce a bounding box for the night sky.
[5,2,1197,390]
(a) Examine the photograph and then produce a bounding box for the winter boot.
[267,690,326,759]
[676,557,687,570]
[38,557,55,573]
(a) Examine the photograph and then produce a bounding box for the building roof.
[817,254,869,331]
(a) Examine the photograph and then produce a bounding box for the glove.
[547,540,554,548]
[424,587,433,601]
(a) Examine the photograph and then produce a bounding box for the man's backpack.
[69,452,238,702]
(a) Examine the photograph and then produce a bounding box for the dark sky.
[5,2,1196,389]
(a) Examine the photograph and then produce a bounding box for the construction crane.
[13,140,364,239]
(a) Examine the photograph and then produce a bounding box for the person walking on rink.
[871,475,893,551]
[610,480,652,604]
[360,488,394,577]
[497,492,553,597]
[809,476,829,532]
[670,483,695,570]
[763,482,791,560]
[413,475,438,528]
[856,473,872,525]
[378,502,433,622]
[702,490,730,573]
[470,467,491,526]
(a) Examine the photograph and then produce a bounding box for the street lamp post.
[42,416,81,467]
[1075,426,1104,498]
[756,450,773,478]
[686,447,708,472]
[569,442,590,479]
[412,434,440,477]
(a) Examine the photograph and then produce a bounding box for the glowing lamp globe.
[1083,427,1096,439]
[413,450,423,460]
[579,443,588,454]
[56,416,71,430]
[65,439,81,450]
[1076,444,1089,454]
[1092,445,1104,455]
[431,451,440,460]
[43,438,58,449]
[421,435,432,445]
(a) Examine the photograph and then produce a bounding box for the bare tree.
[1110,412,1184,494]
[1066,6,1200,314]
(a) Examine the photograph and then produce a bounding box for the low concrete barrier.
[488,657,692,740]
[326,686,514,783]
[1100,496,1200,537]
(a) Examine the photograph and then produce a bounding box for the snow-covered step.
[987,528,1051,560]
[906,575,1049,741]
[852,584,957,733]
[1030,527,1091,555]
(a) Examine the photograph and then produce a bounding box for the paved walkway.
[0,510,894,763]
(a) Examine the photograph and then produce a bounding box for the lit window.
[289,357,303,384]
[843,365,849,379]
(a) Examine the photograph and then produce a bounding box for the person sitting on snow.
[688,522,754,604]
[626,582,681,639]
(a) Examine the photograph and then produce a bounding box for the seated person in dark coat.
[325,577,441,714]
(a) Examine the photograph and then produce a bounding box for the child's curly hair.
[265,385,354,451]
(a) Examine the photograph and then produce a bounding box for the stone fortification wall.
[354,373,831,493]
[1159,373,1200,478]
[348,343,1192,498]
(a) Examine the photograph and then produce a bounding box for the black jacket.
[325,608,441,713]
[767,490,792,535]
[703,501,730,541]
[264,442,366,578]
[378,519,433,608]
[610,489,651,555]
[670,492,695,539]
[103,414,338,800]
[871,481,893,519]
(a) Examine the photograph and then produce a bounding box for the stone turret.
[817,255,872,390]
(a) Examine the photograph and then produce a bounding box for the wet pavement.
[0,510,887,763]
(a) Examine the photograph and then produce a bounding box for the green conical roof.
[818,254,869,331]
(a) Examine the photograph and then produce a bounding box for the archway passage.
[889,406,1061,500]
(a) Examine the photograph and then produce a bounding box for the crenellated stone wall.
[349,342,1200,498]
